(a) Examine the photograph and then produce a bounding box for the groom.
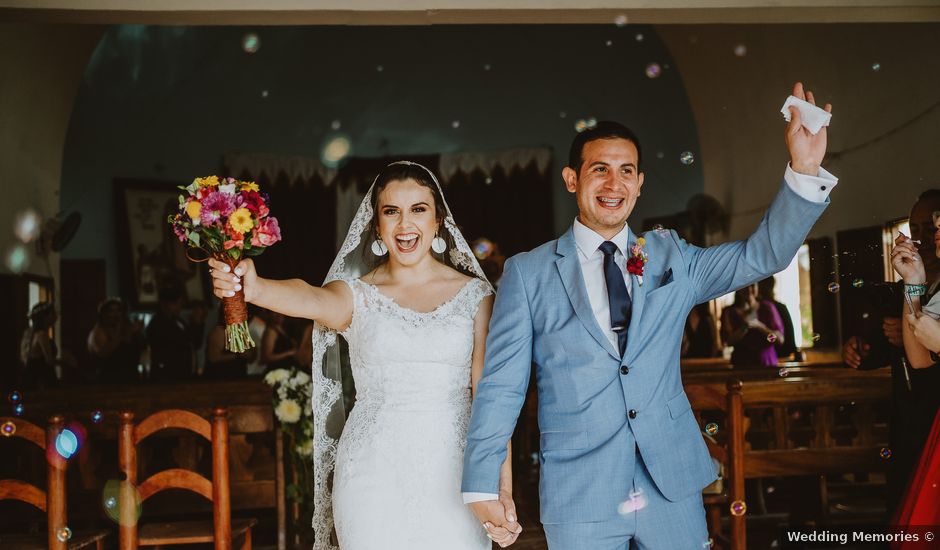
[464,83,835,548]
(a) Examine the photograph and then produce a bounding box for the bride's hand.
[469,497,522,548]
[209,257,259,302]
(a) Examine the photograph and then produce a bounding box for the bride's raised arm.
[208,257,353,332]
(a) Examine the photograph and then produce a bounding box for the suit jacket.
[462,181,828,524]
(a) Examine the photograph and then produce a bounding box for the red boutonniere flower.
[627,237,648,286]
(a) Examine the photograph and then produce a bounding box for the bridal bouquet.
[168,176,282,352]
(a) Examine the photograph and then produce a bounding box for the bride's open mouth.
[395,232,419,253]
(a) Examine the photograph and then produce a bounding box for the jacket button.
[620,365,629,375]
[628,409,637,419]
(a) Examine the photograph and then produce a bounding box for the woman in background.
[19,302,59,389]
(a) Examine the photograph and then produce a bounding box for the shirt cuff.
[463,492,499,504]
[784,163,838,203]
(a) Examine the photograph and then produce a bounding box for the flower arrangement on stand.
[264,368,314,542]
[168,176,281,352]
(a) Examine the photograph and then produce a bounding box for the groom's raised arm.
[463,256,533,496]
[679,165,836,305]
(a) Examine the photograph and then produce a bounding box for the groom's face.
[563,138,644,238]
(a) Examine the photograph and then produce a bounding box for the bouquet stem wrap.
[221,256,254,353]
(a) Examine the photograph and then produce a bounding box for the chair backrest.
[118,407,231,550]
[0,415,68,550]
[686,380,746,550]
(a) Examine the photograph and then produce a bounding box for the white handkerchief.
[780,95,832,135]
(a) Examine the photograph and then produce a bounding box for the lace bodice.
[329,276,494,550]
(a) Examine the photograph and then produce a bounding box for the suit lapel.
[623,228,647,365]
[555,229,620,361]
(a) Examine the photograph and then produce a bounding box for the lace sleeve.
[337,278,362,341]
[457,278,495,320]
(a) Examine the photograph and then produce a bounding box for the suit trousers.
[543,449,709,550]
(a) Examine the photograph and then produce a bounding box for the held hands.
[208,258,259,302]
[891,234,926,284]
[785,82,832,176]
[469,491,522,547]
[907,312,940,354]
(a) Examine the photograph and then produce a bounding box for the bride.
[208,162,521,549]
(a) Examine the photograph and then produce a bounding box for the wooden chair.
[686,380,746,550]
[118,408,256,550]
[0,415,108,550]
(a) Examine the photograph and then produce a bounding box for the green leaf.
[228,248,241,260]
[190,232,200,246]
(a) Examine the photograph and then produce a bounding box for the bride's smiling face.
[376,178,441,266]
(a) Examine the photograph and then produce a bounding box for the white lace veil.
[311,161,492,549]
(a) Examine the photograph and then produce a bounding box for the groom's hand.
[785,81,832,176]
[469,491,522,547]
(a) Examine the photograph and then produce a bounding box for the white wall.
[0,23,104,281]
[659,23,940,242]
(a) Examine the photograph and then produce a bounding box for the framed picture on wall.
[114,178,208,308]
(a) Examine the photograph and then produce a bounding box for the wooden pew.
[10,380,284,547]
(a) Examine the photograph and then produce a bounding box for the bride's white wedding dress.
[331,277,493,550]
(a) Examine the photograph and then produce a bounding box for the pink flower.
[200,191,235,225]
[251,217,281,247]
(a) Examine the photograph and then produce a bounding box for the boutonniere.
[627,237,648,286]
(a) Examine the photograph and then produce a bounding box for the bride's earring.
[371,236,388,256]
[431,234,447,254]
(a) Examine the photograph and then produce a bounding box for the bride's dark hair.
[369,163,446,233]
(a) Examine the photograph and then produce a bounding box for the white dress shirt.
[462,164,838,505]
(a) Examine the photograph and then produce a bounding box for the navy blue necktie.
[599,241,632,356]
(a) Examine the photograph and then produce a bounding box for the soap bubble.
[483,63,491,71]
[451,120,461,129]
[102,479,143,525]
[645,62,661,79]
[321,135,352,169]
[55,429,79,459]
[376,65,384,72]
[828,282,840,293]
[734,44,747,57]
[559,111,567,119]
[5,244,29,273]
[575,118,597,133]
[8,391,21,403]
[56,527,72,542]
[730,500,747,516]
[635,33,644,42]
[14,209,41,243]
[852,278,864,288]
[91,410,103,424]
[617,489,647,514]
[330,120,342,130]
[1,421,15,437]
[656,151,665,159]
[705,423,718,436]
[778,368,789,378]
[241,33,260,54]
[871,62,881,72]
[260,90,268,98]
[767,333,777,343]
[812,333,821,342]
[680,151,695,165]
[13,403,25,416]
[880,447,892,459]
[614,14,628,27]
[766,485,776,494]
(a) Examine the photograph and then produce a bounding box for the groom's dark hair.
[568,121,643,174]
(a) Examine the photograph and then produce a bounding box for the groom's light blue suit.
[463,180,830,548]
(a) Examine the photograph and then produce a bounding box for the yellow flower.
[241,181,259,192]
[637,237,646,247]
[196,175,220,187]
[185,200,201,221]
[229,207,254,233]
